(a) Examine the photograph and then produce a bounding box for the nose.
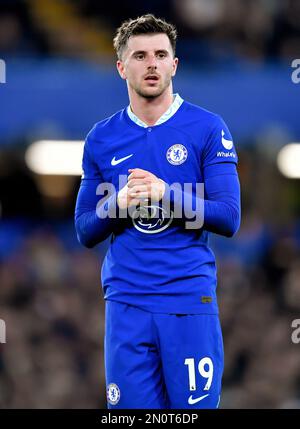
[146,54,158,70]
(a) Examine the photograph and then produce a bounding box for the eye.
[135,53,144,60]
[157,52,167,59]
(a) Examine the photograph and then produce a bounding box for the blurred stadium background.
[0,0,300,409]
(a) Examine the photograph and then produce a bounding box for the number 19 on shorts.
[184,357,213,391]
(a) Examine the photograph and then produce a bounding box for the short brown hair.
[113,14,177,60]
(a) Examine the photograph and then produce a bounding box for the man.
[75,14,240,409]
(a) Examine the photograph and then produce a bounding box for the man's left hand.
[127,168,166,203]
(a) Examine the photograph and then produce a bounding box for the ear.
[117,60,127,80]
[172,57,179,77]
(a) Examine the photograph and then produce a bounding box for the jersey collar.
[127,94,184,128]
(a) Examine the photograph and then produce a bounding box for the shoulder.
[182,101,221,127]
[86,108,126,143]
[176,101,226,140]
[176,101,226,143]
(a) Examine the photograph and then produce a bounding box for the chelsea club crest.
[132,205,173,234]
[107,383,121,405]
[166,144,188,165]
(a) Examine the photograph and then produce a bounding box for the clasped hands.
[117,168,166,209]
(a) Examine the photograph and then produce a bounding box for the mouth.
[144,75,160,84]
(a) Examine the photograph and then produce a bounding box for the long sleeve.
[203,162,240,236]
[165,114,241,237]
[166,162,240,237]
[74,137,120,248]
[75,180,120,248]
[201,114,240,236]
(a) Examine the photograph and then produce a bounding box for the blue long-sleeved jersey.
[75,96,240,314]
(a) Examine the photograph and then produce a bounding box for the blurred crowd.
[215,218,300,408]
[0,0,299,63]
[0,222,107,408]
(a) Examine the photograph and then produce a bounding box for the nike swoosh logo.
[111,154,133,166]
[221,129,233,150]
[188,394,209,405]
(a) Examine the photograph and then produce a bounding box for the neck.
[128,86,174,126]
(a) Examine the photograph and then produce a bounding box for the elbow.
[223,224,239,238]
[76,230,96,249]
[224,208,241,237]
[78,234,96,249]
[75,215,111,248]
[75,218,97,249]
[204,201,241,238]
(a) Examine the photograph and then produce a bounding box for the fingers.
[128,198,143,207]
[128,168,151,181]
[127,178,150,188]
[128,192,149,200]
[126,169,163,203]
[128,185,151,199]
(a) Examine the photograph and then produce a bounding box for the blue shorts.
[104,300,224,409]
